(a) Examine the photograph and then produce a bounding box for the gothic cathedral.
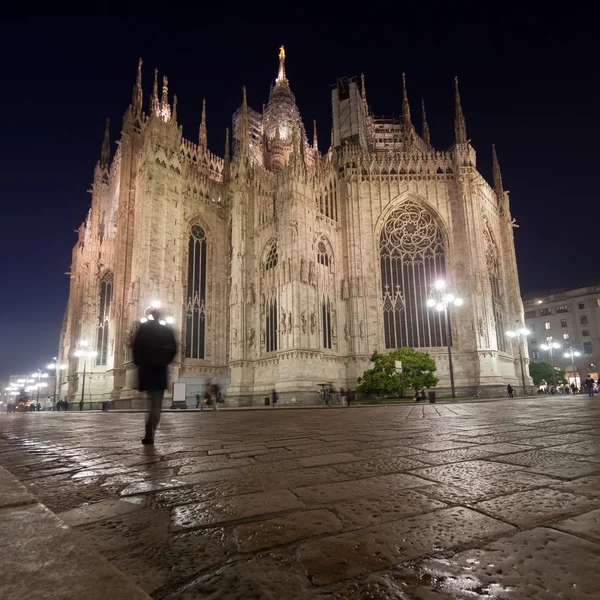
[59,47,529,407]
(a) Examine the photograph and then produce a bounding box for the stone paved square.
[2,396,600,597]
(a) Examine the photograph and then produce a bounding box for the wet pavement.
[1,397,600,598]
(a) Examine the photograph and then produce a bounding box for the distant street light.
[540,341,561,387]
[74,341,98,410]
[563,347,582,389]
[426,280,463,398]
[506,323,531,396]
[47,358,67,406]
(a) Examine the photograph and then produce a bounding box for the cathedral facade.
[59,48,530,407]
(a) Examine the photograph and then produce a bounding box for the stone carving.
[308,261,316,286]
[310,312,316,334]
[287,312,292,333]
[289,220,298,242]
[260,328,265,347]
[247,283,255,305]
[301,311,307,333]
[300,258,307,283]
[287,258,292,283]
[332,321,337,340]
[478,316,485,338]
[260,292,265,314]
[359,321,365,340]
[248,328,255,348]
[232,284,238,305]
[233,328,238,346]
[281,310,287,333]
[341,279,349,300]
[344,322,350,342]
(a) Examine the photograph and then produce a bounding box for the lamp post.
[47,358,67,407]
[540,341,560,388]
[426,280,463,398]
[74,341,98,410]
[563,346,581,390]
[506,323,531,397]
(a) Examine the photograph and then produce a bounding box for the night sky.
[0,16,597,379]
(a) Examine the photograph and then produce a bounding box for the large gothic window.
[265,242,278,270]
[317,241,329,267]
[266,298,278,352]
[322,296,332,349]
[96,272,113,366]
[380,201,447,348]
[186,224,207,359]
[485,228,506,352]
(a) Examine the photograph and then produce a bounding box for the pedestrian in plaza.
[571,382,577,394]
[79,399,84,411]
[585,376,595,397]
[132,308,177,445]
[271,389,278,407]
[209,380,220,411]
[64,400,69,411]
[195,392,201,409]
[506,384,514,398]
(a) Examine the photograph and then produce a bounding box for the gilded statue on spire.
[276,45,287,84]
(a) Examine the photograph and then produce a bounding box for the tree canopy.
[529,361,566,386]
[357,348,439,397]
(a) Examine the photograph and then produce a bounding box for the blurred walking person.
[132,308,177,445]
[506,384,514,399]
[210,380,220,411]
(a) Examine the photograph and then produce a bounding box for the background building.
[523,284,600,386]
[59,48,530,407]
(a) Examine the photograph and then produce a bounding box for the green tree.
[529,361,566,386]
[357,348,439,397]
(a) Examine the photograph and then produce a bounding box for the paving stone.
[408,460,520,485]
[407,440,476,452]
[294,473,431,503]
[410,446,499,465]
[394,527,600,599]
[548,440,600,457]
[0,466,36,508]
[474,488,600,527]
[476,442,536,454]
[208,445,267,455]
[171,489,305,529]
[297,453,362,468]
[555,508,600,543]
[58,498,145,527]
[521,433,597,448]
[333,490,446,528]
[120,478,188,496]
[550,475,600,497]
[177,457,255,475]
[334,456,427,476]
[298,506,515,585]
[236,509,343,552]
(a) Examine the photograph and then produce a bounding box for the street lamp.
[47,358,68,407]
[506,323,531,397]
[74,341,98,410]
[140,300,175,325]
[563,347,581,390]
[426,280,463,398]
[540,341,560,388]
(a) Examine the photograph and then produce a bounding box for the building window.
[532,350,540,359]
[265,242,278,270]
[322,296,332,349]
[556,305,569,313]
[578,302,585,310]
[546,336,554,345]
[185,224,207,359]
[544,321,551,330]
[561,319,568,328]
[530,338,537,345]
[529,324,535,332]
[484,228,506,352]
[380,200,447,348]
[525,310,536,319]
[582,329,590,337]
[580,315,588,325]
[265,298,278,352]
[96,272,113,366]
[317,241,329,267]
[540,308,551,316]
[584,342,593,355]
[563,333,570,340]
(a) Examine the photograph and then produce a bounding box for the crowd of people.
[194,380,224,411]
[537,376,597,397]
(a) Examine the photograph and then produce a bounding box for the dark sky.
[0,15,597,379]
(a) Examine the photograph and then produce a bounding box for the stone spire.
[401,72,412,128]
[100,118,110,168]
[240,86,249,155]
[172,94,178,124]
[361,73,367,108]
[421,98,431,146]
[199,98,207,148]
[313,120,318,151]
[492,144,503,196]
[160,76,171,121]
[132,58,143,116]
[150,68,159,115]
[223,127,230,182]
[276,45,287,85]
[454,76,468,145]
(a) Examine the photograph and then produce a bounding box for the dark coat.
[132,321,177,391]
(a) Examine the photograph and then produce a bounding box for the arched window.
[485,228,506,352]
[322,296,332,349]
[265,242,278,270]
[186,224,207,359]
[380,200,447,348]
[266,297,278,352]
[317,241,329,267]
[96,272,113,366]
